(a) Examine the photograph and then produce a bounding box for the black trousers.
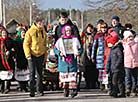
[84,65,98,89]
[28,55,44,94]
[77,72,82,91]
[1,80,10,91]
[112,72,125,95]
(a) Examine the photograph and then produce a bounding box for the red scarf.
[0,37,13,72]
[94,32,104,40]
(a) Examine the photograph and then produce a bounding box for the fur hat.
[112,16,120,22]
[107,34,119,45]
[123,30,134,39]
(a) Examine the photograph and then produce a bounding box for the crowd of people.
[0,11,138,98]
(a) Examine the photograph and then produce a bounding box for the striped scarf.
[0,38,13,72]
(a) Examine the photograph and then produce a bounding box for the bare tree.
[82,0,138,32]
[4,0,37,25]
[83,0,127,9]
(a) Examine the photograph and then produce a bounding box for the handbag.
[0,71,13,80]
[14,69,30,81]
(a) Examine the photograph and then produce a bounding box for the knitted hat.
[97,19,104,24]
[61,25,72,35]
[123,30,134,39]
[107,35,119,45]
[112,16,120,22]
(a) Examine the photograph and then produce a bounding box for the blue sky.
[37,0,90,10]
[37,0,128,11]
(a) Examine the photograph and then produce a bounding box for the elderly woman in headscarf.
[0,29,15,94]
[54,25,82,98]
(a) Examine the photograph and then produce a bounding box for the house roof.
[6,19,19,34]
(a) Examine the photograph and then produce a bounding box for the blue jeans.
[28,55,44,94]
[125,67,138,92]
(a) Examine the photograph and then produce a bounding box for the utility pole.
[29,0,36,26]
[0,0,2,24]
[48,10,51,24]
[3,0,5,27]
[0,0,6,27]
[69,5,72,20]
[81,10,84,30]
[30,2,32,26]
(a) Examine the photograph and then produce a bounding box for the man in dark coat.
[111,16,125,40]
[54,11,81,44]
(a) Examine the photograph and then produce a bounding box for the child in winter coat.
[123,30,138,96]
[106,34,125,98]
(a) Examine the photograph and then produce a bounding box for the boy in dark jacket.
[106,35,125,98]
[54,12,81,44]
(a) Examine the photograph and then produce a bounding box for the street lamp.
[29,1,36,26]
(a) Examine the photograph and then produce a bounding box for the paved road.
[0,89,138,102]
